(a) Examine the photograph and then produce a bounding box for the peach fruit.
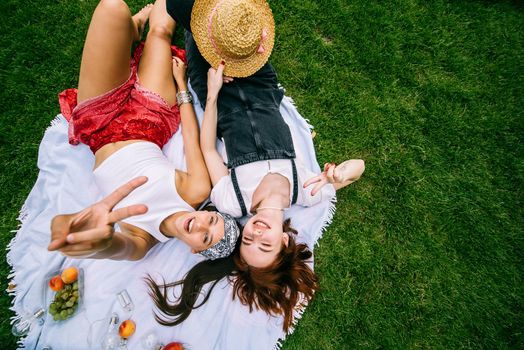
[61,267,78,284]
[163,342,184,350]
[49,275,64,291]
[119,319,136,338]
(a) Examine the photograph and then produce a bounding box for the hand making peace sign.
[48,176,149,257]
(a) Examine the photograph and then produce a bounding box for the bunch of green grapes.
[49,282,79,321]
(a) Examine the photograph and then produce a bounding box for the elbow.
[128,241,156,261]
[189,185,212,208]
[128,253,146,261]
[195,186,212,204]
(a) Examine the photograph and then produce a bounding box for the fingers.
[305,162,338,195]
[324,162,336,172]
[60,242,96,254]
[304,173,328,196]
[48,214,75,251]
[101,176,148,210]
[217,60,225,75]
[207,62,225,96]
[208,64,225,78]
[65,227,113,245]
[332,166,342,183]
[48,237,68,251]
[70,209,92,228]
[62,251,95,258]
[326,164,336,183]
[62,227,114,257]
[173,56,186,67]
[223,76,234,83]
[303,174,324,188]
[107,204,148,224]
[310,179,328,196]
[61,248,100,258]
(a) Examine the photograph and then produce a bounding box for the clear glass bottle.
[101,313,120,350]
[117,289,134,313]
[141,332,163,350]
[11,308,45,337]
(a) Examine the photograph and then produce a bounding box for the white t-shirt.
[210,159,335,217]
[93,142,194,242]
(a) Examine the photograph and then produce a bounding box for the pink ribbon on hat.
[207,0,226,58]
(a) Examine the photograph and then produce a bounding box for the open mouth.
[184,217,195,232]
[253,220,270,230]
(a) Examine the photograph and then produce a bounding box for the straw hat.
[191,0,275,77]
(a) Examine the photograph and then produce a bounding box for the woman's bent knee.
[96,0,130,18]
[147,25,174,40]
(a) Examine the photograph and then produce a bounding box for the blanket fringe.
[6,202,29,275]
[283,95,316,133]
[8,110,336,350]
[47,114,65,131]
[6,115,64,350]
[313,196,337,248]
[273,197,337,349]
[6,203,31,349]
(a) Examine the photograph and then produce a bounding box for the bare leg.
[137,0,178,107]
[77,0,153,104]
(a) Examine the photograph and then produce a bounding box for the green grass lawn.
[1,0,522,349]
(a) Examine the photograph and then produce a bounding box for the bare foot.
[132,4,153,41]
[330,159,365,183]
[303,159,365,195]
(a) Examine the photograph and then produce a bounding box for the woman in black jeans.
[148,0,365,332]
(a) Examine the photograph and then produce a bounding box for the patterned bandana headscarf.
[199,212,240,260]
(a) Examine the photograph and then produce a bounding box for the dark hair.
[146,219,319,332]
[146,219,318,332]
[232,219,318,331]
[145,254,236,326]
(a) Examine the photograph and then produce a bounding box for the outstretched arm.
[304,159,365,196]
[172,57,212,207]
[48,176,154,261]
[200,63,229,186]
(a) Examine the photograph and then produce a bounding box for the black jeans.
[167,0,296,168]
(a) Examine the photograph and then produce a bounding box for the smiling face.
[239,212,289,268]
[162,211,225,253]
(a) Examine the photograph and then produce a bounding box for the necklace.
[256,206,286,212]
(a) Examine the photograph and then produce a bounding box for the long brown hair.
[147,219,319,332]
[231,219,319,331]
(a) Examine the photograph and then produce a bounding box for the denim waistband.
[227,150,296,169]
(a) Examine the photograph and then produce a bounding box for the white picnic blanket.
[7,86,336,350]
